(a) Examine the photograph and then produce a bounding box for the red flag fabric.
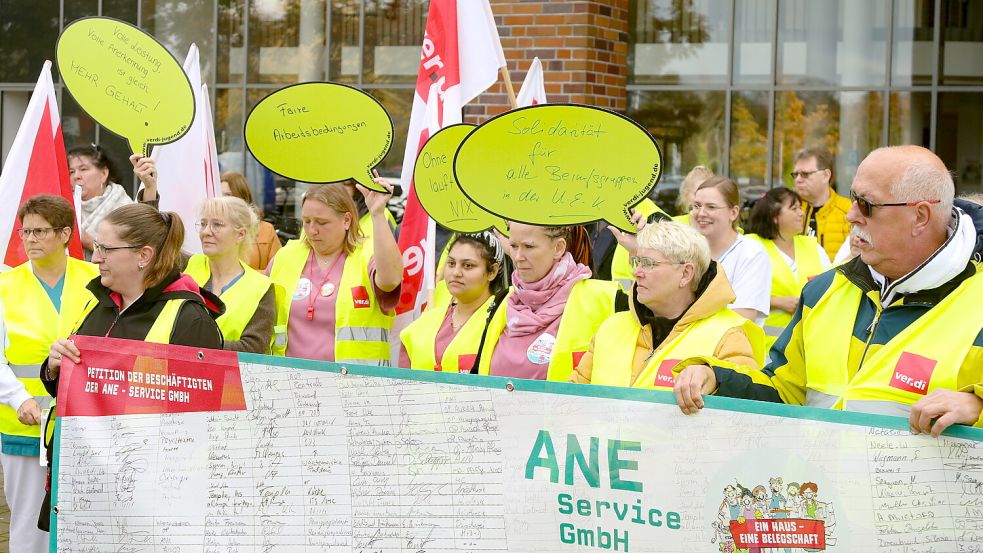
[393,0,506,355]
[0,61,82,267]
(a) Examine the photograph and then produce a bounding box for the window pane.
[65,0,99,22]
[734,0,775,85]
[774,91,884,193]
[730,91,770,187]
[218,0,246,84]
[141,0,216,83]
[629,0,731,85]
[627,90,725,208]
[778,0,890,86]
[363,0,428,84]
[328,0,360,83]
[102,0,138,23]
[889,91,931,146]
[214,87,244,173]
[937,93,983,194]
[0,0,59,83]
[61,92,98,150]
[248,0,315,84]
[940,0,983,85]
[892,0,935,85]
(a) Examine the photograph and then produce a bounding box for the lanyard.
[305,250,345,321]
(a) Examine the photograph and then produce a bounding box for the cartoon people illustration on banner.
[713,477,837,552]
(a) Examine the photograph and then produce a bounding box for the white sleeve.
[817,243,832,270]
[0,301,32,411]
[726,239,772,324]
[832,238,853,265]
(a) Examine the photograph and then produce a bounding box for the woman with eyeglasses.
[184,196,283,354]
[689,176,771,325]
[572,220,764,388]
[220,171,282,271]
[475,223,620,381]
[69,144,160,258]
[267,178,402,364]
[0,195,97,552]
[399,232,510,372]
[746,188,831,346]
[38,203,224,531]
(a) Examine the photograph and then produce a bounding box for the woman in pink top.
[477,224,620,381]
[398,232,509,372]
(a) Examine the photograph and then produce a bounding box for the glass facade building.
[1,0,981,215]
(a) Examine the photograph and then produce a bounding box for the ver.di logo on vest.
[889,352,937,395]
[655,359,678,387]
[351,286,371,308]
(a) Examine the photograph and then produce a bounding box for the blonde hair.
[678,165,715,211]
[302,183,363,255]
[636,219,711,286]
[199,196,259,254]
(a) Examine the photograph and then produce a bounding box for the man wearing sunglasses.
[791,147,853,260]
[674,145,983,438]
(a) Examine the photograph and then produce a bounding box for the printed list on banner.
[52,339,983,553]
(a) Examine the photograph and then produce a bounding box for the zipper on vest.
[103,308,123,337]
[859,302,885,369]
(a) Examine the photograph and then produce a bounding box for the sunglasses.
[850,192,940,217]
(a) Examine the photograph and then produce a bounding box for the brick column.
[463,0,630,124]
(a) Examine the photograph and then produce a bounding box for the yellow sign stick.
[244,83,393,192]
[454,105,663,232]
[56,17,195,157]
[415,125,509,234]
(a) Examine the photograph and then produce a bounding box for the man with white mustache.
[673,145,983,437]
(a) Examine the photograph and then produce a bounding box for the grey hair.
[636,219,711,288]
[891,162,954,220]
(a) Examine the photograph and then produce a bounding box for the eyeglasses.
[15,227,64,239]
[850,192,941,217]
[790,169,826,179]
[92,242,140,256]
[690,202,727,213]
[195,220,229,232]
[629,256,682,272]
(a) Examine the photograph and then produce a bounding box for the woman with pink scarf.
[474,223,620,381]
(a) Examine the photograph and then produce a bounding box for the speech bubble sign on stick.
[454,104,662,232]
[414,124,508,234]
[56,17,195,157]
[244,82,393,192]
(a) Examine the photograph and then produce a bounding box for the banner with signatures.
[52,337,983,552]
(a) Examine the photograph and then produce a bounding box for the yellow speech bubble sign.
[56,17,195,157]
[244,83,393,191]
[414,124,508,234]
[454,105,662,232]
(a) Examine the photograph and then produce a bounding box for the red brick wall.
[463,0,630,124]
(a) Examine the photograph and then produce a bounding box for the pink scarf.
[506,253,592,337]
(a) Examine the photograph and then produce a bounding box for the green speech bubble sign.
[414,124,508,234]
[56,17,195,157]
[454,104,662,232]
[244,83,393,191]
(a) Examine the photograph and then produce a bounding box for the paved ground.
[0,470,8,551]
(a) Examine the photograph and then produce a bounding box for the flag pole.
[500,66,518,109]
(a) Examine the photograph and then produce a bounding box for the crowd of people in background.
[0,143,980,552]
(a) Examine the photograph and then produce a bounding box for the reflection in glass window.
[629,0,731,85]
[778,0,889,86]
[0,1,59,83]
[774,91,884,194]
[218,0,247,83]
[366,88,415,177]
[734,0,775,85]
[892,0,935,85]
[627,90,724,207]
[214,87,245,170]
[937,93,983,194]
[730,91,769,187]
[889,92,931,147]
[141,0,216,80]
[248,0,306,84]
[941,0,983,85]
[363,0,428,84]
[329,0,360,83]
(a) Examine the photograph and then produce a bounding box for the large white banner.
[53,337,983,552]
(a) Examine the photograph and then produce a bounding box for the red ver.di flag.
[394,0,506,357]
[58,336,245,417]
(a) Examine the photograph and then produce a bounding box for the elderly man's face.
[846,151,917,280]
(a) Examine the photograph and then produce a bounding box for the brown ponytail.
[104,204,185,288]
[545,225,592,268]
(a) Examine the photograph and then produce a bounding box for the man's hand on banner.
[47,337,81,379]
[130,154,159,201]
[909,389,983,437]
[673,364,717,415]
[16,397,40,426]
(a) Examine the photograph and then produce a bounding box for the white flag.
[516,57,548,107]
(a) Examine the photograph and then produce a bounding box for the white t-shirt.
[717,234,772,326]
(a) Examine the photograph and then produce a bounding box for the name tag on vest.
[889,352,936,395]
[655,359,679,387]
[351,286,371,308]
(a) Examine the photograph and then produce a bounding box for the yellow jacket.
[802,188,852,260]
